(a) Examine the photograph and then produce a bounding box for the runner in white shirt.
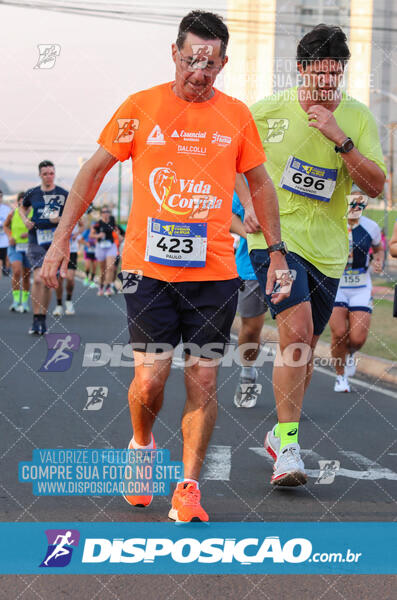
[329,191,384,392]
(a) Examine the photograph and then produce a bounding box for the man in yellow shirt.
[246,24,386,486]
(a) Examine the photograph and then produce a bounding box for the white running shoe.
[65,300,75,315]
[264,425,280,461]
[52,305,64,317]
[89,281,97,289]
[334,374,351,393]
[344,353,356,377]
[271,443,307,486]
[18,302,30,313]
[9,300,20,312]
[234,368,259,408]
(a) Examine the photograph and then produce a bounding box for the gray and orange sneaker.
[168,481,209,522]
[123,434,156,507]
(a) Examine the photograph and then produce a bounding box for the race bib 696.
[280,156,337,202]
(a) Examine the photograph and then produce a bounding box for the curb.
[232,317,397,387]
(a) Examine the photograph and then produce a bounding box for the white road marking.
[202,445,231,481]
[249,447,397,481]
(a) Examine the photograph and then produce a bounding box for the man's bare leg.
[329,306,350,376]
[128,351,173,445]
[182,357,219,480]
[273,301,313,423]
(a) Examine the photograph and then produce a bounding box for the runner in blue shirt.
[19,160,68,334]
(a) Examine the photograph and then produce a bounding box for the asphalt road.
[0,275,396,598]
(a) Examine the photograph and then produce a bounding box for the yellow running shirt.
[247,87,386,278]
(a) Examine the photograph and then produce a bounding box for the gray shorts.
[237,279,268,319]
[27,243,48,270]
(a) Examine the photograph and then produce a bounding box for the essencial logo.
[149,163,222,216]
[39,333,80,372]
[82,536,312,565]
[39,529,80,567]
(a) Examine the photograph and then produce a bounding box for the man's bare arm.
[234,173,260,233]
[371,243,384,273]
[54,147,117,240]
[244,164,290,303]
[230,213,247,238]
[244,164,282,248]
[389,221,397,258]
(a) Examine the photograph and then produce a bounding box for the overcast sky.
[0,1,227,194]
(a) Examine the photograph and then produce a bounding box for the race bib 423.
[145,218,207,268]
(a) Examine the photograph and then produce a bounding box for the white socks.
[131,435,154,450]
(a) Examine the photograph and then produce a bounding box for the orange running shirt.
[97,82,266,282]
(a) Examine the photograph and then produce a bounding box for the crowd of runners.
[2,10,396,522]
[1,165,125,333]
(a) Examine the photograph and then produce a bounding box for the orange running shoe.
[123,434,156,508]
[168,481,209,522]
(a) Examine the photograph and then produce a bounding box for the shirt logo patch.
[211,132,231,147]
[146,124,166,145]
[148,164,222,217]
[264,118,289,143]
[114,119,139,143]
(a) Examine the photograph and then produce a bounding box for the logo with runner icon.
[40,194,66,219]
[149,163,222,216]
[39,333,81,372]
[118,269,143,294]
[34,44,61,69]
[236,383,262,408]
[114,118,139,143]
[264,119,289,143]
[83,386,108,410]
[39,529,80,567]
[315,460,340,485]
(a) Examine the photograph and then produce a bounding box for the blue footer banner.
[0,522,395,574]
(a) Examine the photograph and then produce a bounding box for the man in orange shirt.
[41,10,289,522]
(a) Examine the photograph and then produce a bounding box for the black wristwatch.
[267,241,288,255]
[335,137,354,154]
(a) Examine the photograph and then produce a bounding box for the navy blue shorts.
[121,275,241,357]
[250,250,340,335]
